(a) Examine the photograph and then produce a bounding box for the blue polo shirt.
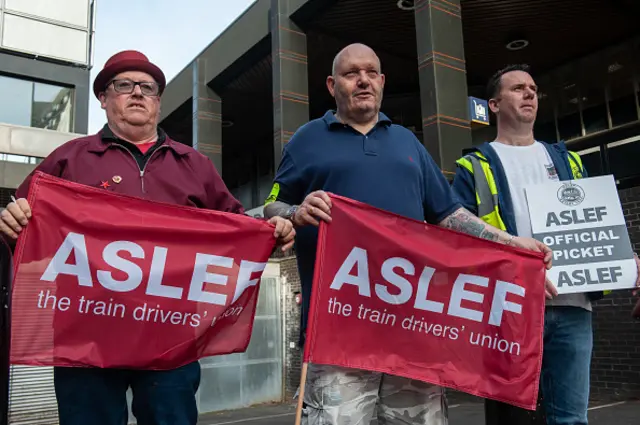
[270,110,460,343]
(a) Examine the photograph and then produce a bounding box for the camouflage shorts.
[301,364,447,425]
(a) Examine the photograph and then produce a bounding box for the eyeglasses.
[109,79,160,96]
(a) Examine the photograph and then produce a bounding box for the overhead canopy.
[160,0,639,189]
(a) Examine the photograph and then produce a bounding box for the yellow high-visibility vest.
[455,150,609,296]
[455,150,585,231]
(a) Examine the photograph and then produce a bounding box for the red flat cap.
[93,50,166,98]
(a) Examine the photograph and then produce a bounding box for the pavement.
[197,399,640,425]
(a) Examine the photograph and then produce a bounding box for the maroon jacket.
[16,127,244,214]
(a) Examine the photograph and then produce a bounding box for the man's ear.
[489,98,500,114]
[326,76,336,98]
[99,92,108,110]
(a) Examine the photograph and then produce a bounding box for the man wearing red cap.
[0,50,295,425]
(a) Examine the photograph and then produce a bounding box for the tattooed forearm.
[439,208,510,243]
[264,201,293,219]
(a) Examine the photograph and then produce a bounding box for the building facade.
[156,0,640,416]
[0,0,94,201]
[1,1,96,424]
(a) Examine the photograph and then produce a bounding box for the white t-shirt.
[489,141,558,238]
[490,141,591,310]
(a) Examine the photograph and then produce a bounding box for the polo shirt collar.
[323,110,392,129]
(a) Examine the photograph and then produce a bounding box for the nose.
[523,87,536,99]
[132,84,144,96]
[357,70,371,87]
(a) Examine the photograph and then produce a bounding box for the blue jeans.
[541,306,593,425]
[54,361,200,425]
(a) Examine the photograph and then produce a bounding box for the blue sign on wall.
[468,96,489,125]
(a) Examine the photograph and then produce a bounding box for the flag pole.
[294,362,308,425]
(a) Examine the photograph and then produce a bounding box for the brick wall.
[590,186,640,400]
[280,256,303,401]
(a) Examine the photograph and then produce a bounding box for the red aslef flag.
[10,172,276,370]
[304,194,546,410]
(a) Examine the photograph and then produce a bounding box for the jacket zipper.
[139,146,169,193]
[112,144,169,194]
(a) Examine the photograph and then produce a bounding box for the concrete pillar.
[414,0,472,172]
[192,57,223,174]
[271,0,310,169]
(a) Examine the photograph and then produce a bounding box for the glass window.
[32,82,74,132]
[608,139,640,180]
[634,77,640,121]
[0,76,33,127]
[577,148,602,176]
[557,85,582,141]
[608,78,638,128]
[0,153,43,164]
[0,74,73,132]
[533,92,557,142]
[581,87,608,135]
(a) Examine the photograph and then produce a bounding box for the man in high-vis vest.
[452,64,640,425]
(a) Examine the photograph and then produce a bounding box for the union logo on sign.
[557,182,585,206]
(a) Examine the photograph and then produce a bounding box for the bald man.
[264,44,552,425]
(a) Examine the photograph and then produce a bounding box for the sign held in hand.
[525,175,637,294]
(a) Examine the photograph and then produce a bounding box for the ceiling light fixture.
[608,62,623,73]
[568,96,588,105]
[397,0,417,11]
[505,39,529,51]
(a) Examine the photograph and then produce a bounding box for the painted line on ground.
[206,412,295,425]
[209,403,463,424]
[587,401,627,411]
[206,400,627,424]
